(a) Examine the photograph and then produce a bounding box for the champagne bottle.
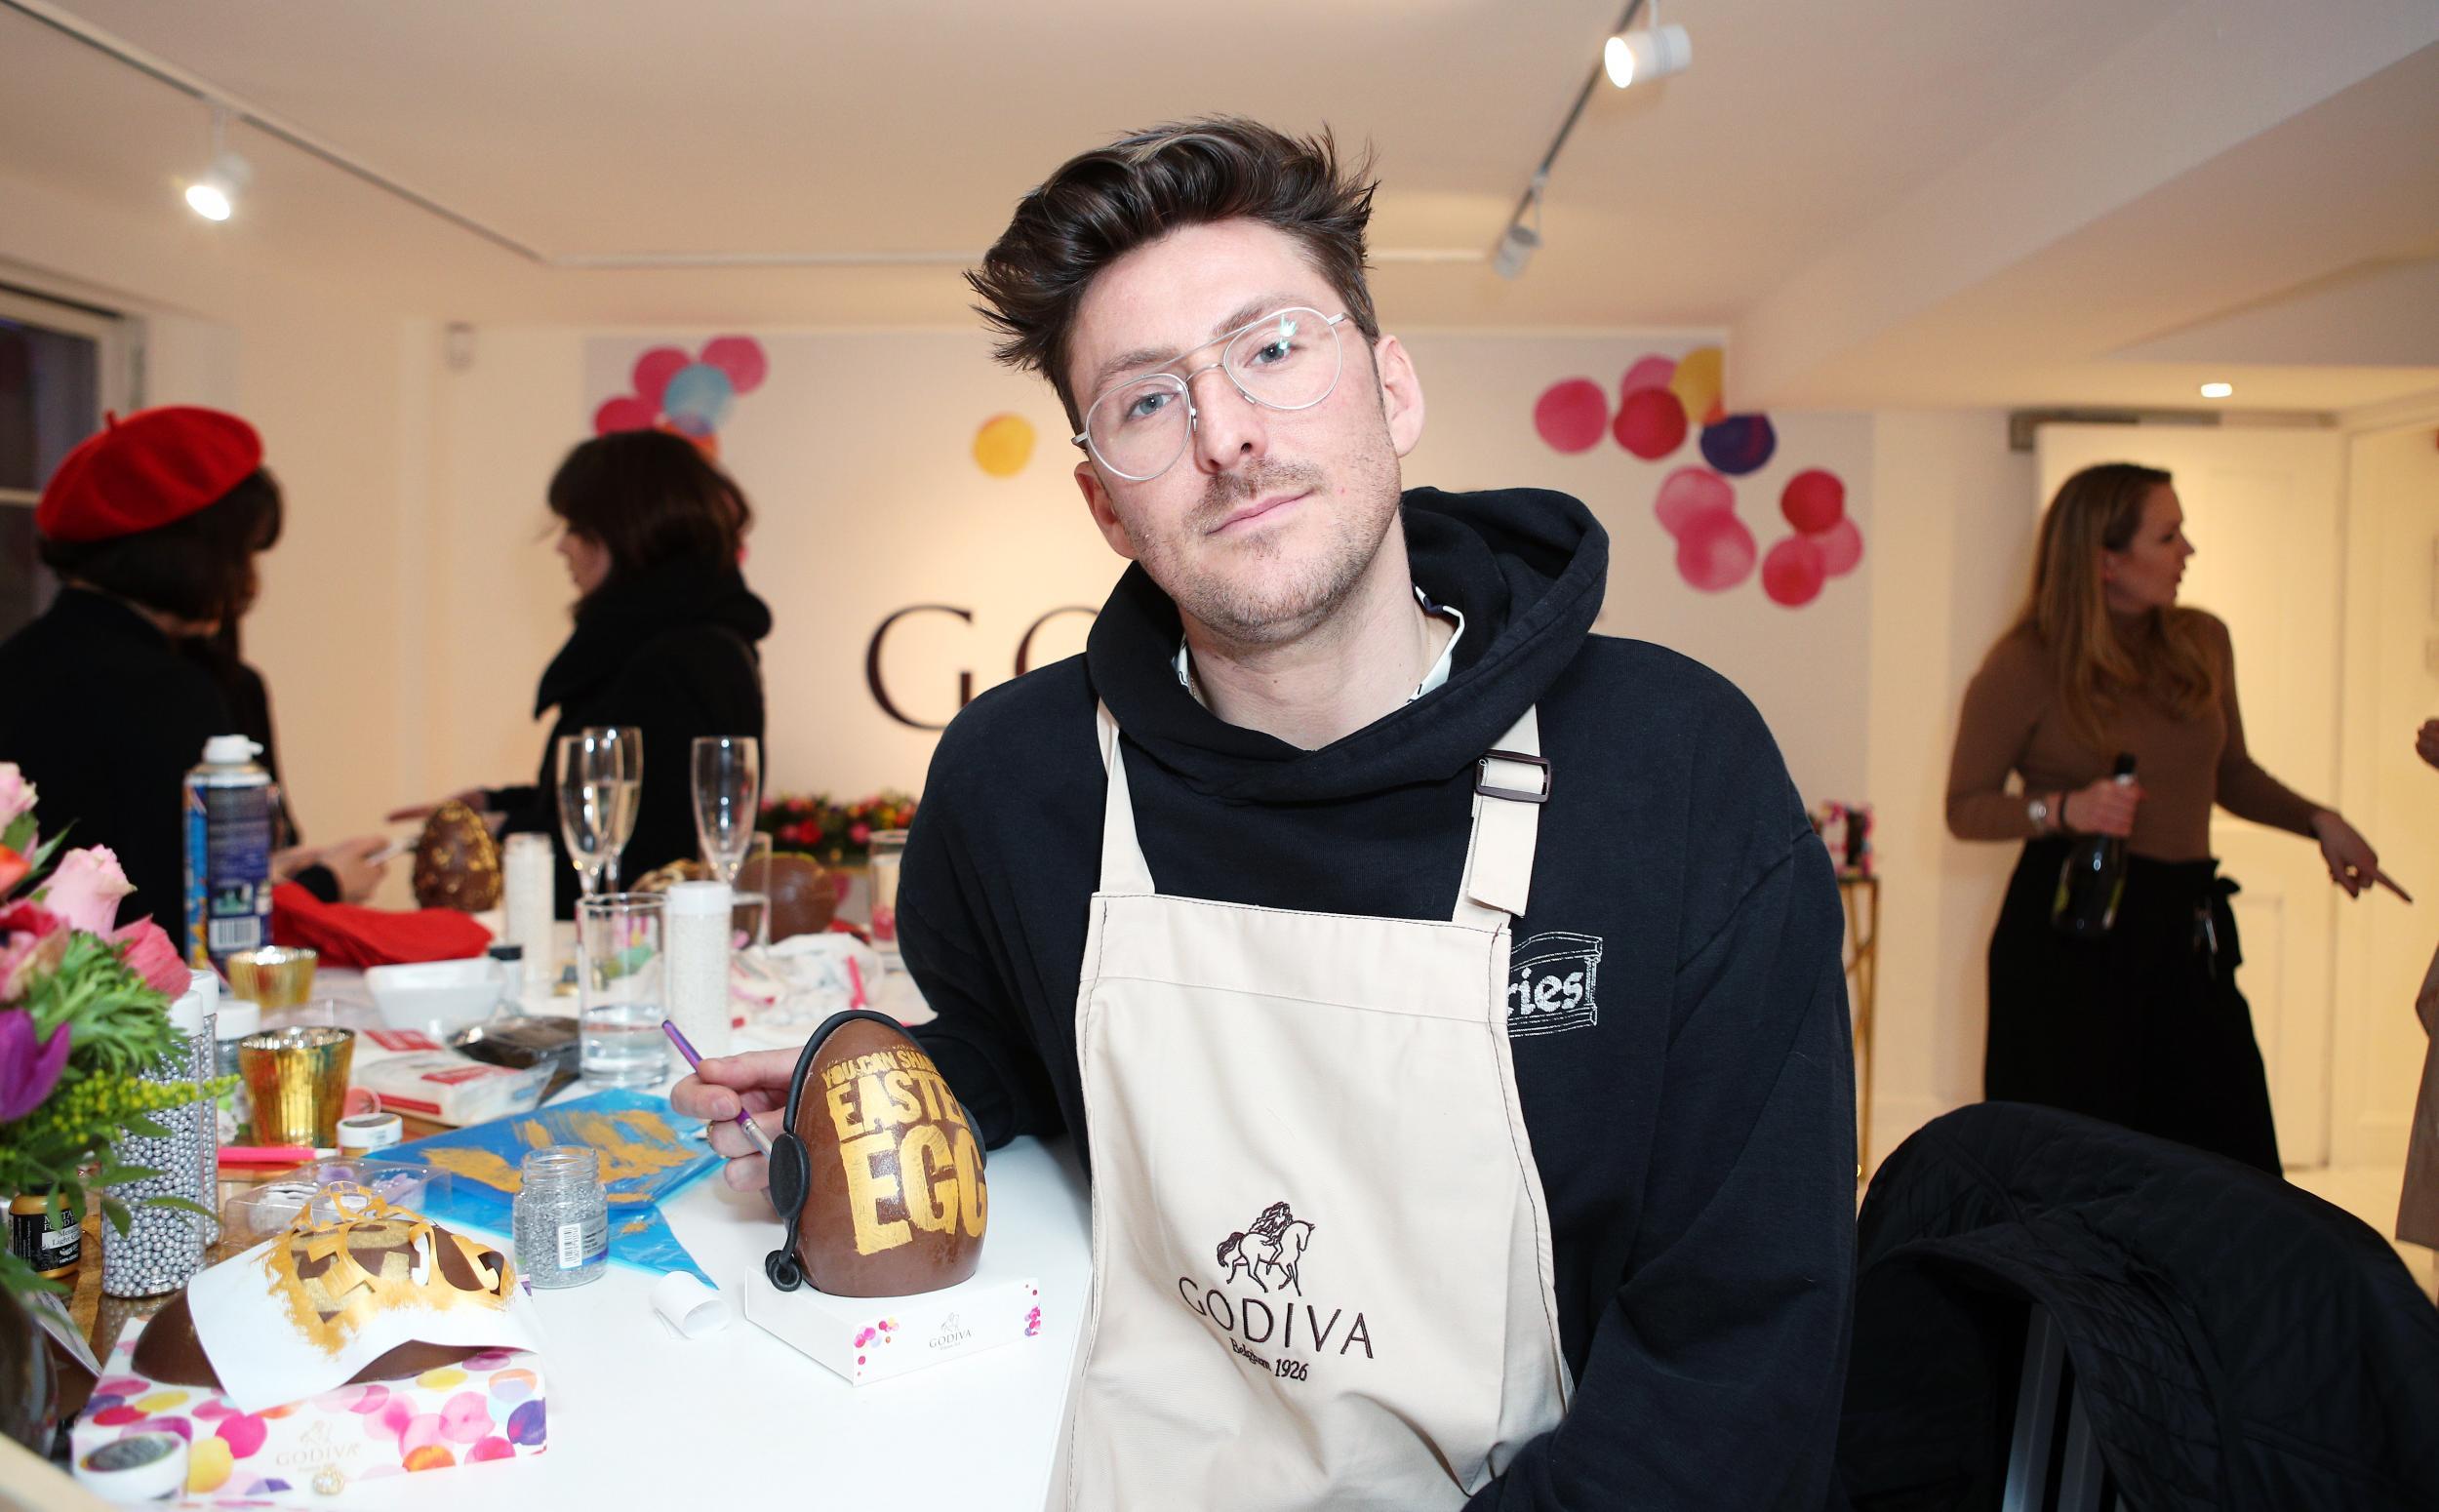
[2053,753,2138,937]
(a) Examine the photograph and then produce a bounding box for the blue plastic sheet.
[379,1089,718,1282]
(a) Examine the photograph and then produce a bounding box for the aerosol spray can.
[183,736,276,970]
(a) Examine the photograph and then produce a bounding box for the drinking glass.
[576,893,667,1088]
[589,726,644,887]
[691,736,762,885]
[557,729,641,896]
[867,828,908,969]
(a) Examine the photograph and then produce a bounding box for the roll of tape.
[75,1429,188,1500]
[650,1269,735,1338]
[336,1111,403,1155]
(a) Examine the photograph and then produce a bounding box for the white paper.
[24,1285,102,1376]
[649,1270,734,1339]
[187,1200,542,1412]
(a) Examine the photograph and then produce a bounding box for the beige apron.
[1060,703,1571,1509]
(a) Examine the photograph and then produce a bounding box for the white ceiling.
[2,0,2435,413]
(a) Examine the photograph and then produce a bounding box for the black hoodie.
[900,487,1854,1509]
[493,553,771,916]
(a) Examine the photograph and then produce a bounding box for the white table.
[276,975,1092,1511]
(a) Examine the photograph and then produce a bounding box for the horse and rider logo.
[1215,1201,1315,1295]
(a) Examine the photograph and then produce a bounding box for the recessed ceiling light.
[2199,381,2234,399]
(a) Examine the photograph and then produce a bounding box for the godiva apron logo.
[1506,931,1602,1037]
[1176,1201,1372,1383]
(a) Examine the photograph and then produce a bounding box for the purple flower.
[0,1008,69,1123]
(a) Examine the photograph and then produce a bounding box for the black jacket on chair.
[1840,1101,2439,1512]
[494,554,771,917]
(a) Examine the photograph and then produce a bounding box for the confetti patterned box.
[73,1333,546,1499]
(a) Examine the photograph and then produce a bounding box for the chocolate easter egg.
[741,851,836,940]
[135,1210,511,1388]
[412,800,500,911]
[774,1012,985,1296]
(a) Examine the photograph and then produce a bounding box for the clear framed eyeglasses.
[1072,307,1347,482]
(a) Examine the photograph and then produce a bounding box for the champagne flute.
[587,726,643,890]
[691,736,762,886]
[556,731,640,897]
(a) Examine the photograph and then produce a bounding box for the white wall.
[2332,418,2439,1170]
[1401,334,1874,806]
[1861,412,2039,1165]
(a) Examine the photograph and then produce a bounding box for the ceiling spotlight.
[1493,174,1548,281]
[2199,381,2234,399]
[1605,22,1692,88]
[183,106,251,222]
[1493,222,1541,281]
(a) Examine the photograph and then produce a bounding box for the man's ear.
[1076,461,1138,561]
[1372,335,1426,458]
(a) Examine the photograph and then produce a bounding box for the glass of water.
[577,892,667,1088]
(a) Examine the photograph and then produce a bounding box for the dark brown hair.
[546,430,753,593]
[40,467,282,623]
[2018,460,2219,750]
[967,117,1381,429]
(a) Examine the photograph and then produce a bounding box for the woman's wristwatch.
[2027,792,2059,834]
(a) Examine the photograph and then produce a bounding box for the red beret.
[36,407,263,543]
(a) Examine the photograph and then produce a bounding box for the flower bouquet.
[0,765,225,1299]
[758,791,919,869]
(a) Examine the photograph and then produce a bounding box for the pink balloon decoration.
[1533,378,1610,454]
[1780,469,1846,533]
[699,336,769,395]
[1654,467,1736,538]
[1811,516,1865,577]
[592,396,656,435]
[1613,386,1689,460]
[1619,355,1677,398]
[1762,536,1827,608]
[630,347,689,408]
[1676,510,1757,593]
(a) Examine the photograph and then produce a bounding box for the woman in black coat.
[0,407,386,932]
[401,430,771,916]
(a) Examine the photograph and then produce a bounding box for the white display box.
[740,1258,1043,1386]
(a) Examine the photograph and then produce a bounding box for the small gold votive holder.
[238,1026,355,1147]
[223,946,319,1011]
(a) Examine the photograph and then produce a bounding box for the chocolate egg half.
[785,1015,985,1296]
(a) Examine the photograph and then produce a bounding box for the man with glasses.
[677,119,1854,1508]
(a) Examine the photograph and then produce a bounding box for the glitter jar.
[101,981,219,1297]
[513,1145,607,1289]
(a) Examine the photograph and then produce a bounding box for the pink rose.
[848,822,871,846]
[0,901,67,1002]
[39,846,136,935]
[111,917,190,996]
[0,764,34,833]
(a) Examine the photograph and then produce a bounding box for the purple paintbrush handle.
[661,1018,775,1155]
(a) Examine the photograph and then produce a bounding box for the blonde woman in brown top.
[1946,461,2397,1174]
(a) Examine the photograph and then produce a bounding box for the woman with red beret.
[0,406,386,929]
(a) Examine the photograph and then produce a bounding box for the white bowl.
[363,958,502,1039]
